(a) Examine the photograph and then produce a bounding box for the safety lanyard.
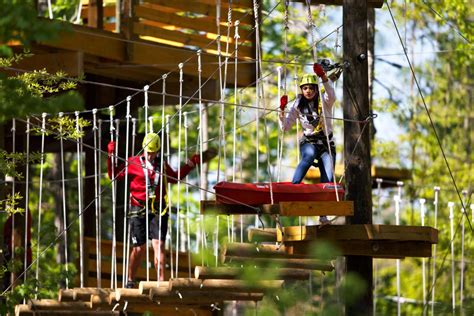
[140,156,168,215]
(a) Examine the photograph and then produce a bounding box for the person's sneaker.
[125,280,136,288]
[319,216,330,225]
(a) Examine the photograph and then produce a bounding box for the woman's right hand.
[280,95,288,111]
[108,141,116,155]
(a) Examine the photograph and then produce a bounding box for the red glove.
[280,95,288,111]
[108,141,116,155]
[190,154,200,167]
[313,63,326,78]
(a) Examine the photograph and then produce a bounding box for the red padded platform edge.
[214,182,345,205]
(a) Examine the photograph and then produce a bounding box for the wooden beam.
[168,278,283,293]
[149,286,264,303]
[139,281,169,295]
[223,242,293,258]
[6,52,84,77]
[290,0,383,8]
[201,200,353,216]
[26,300,92,310]
[280,224,438,243]
[223,256,334,271]
[133,22,253,57]
[194,266,312,281]
[144,0,254,25]
[87,0,104,29]
[287,240,433,258]
[135,5,252,39]
[58,287,113,302]
[39,22,255,86]
[247,228,278,242]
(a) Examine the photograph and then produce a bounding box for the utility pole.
[343,0,373,315]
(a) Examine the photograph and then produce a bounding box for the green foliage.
[0,192,24,216]
[0,150,41,180]
[44,116,91,140]
[0,0,69,57]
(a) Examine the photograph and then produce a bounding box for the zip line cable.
[386,1,473,233]
[420,0,471,44]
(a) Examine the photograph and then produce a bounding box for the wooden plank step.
[169,278,282,293]
[222,256,334,271]
[149,286,263,304]
[58,287,113,302]
[280,224,438,242]
[247,228,278,242]
[194,266,312,281]
[201,200,354,216]
[287,240,433,258]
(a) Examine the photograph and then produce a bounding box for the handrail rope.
[305,0,339,204]
[34,113,46,299]
[386,1,473,233]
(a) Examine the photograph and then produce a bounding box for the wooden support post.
[343,0,373,315]
[88,0,104,29]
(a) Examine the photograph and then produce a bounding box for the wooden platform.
[290,0,384,8]
[200,200,354,216]
[306,165,411,187]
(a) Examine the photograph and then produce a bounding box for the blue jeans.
[292,142,335,184]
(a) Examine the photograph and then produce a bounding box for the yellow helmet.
[299,74,318,88]
[142,133,160,153]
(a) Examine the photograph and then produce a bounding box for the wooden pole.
[194,266,312,281]
[168,278,283,293]
[343,0,373,315]
[222,256,334,271]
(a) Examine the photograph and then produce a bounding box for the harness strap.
[139,156,169,216]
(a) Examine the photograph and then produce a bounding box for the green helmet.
[142,133,160,153]
[299,74,318,88]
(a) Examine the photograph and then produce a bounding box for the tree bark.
[343,0,373,315]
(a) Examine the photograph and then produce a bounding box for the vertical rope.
[121,98,131,287]
[157,74,167,285]
[97,118,103,283]
[125,117,136,283]
[448,201,456,312]
[92,110,100,288]
[176,63,184,278]
[165,114,174,279]
[74,111,85,288]
[420,198,426,308]
[23,118,30,290]
[293,61,300,163]
[108,106,117,289]
[276,66,283,181]
[304,0,339,202]
[373,178,383,314]
[58,113,70,289]
[197,50,206,266]
[239,89,244,243]
[34,113,47,298]
[253,0,260,185]
[430,186,440,315]
[184,112,192,278]
[460,190,467,308]
[143,85,150,282]
[283,0,289,95]
[10,119,16,288]
[216,0,224,183]
[395,181,403,316]
[230,19,241,243]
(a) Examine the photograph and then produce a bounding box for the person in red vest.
[278,62,337,224]
[108,133,215,287]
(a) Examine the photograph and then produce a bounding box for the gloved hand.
[108,141,116,155]
[313,63,326,78]
[280,95,288,111]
